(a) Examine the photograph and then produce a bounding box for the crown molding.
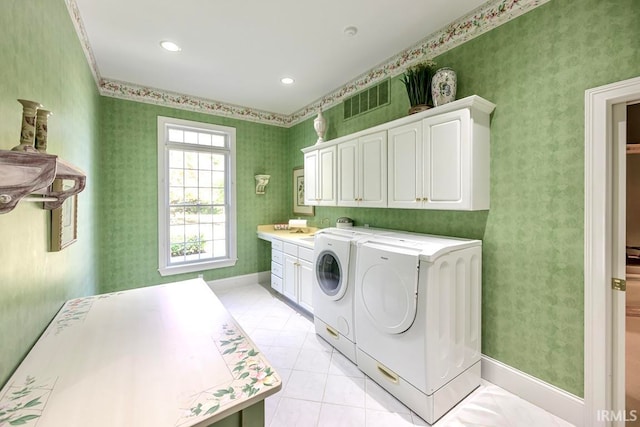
[99,80,292,127]
[66,0,549,128]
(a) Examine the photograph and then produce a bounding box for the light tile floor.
[213,282,574,427]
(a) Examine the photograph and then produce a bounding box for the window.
[157,116,236,276]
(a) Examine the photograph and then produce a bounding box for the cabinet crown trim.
[301,95,495,153]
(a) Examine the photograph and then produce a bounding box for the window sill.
[158,258,238,277]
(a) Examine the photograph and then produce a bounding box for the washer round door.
[315,250,348,300]
[357,243,421,334]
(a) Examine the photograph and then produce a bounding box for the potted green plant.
[400,60,436,114]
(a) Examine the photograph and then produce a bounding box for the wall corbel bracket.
[0,150,86,213]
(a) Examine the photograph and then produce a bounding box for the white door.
[360,131,387,207]
[388,120,422,208]
[612,103,627,426]
[584,76,640,427]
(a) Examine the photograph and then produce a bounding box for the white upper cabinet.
[302,95,494,211]
[337,131,387,207]
[387,121,423,209]
[389,102,491,210]
[304,145,336,206]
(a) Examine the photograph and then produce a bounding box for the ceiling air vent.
[343,79,390,120]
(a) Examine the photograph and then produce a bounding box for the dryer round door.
[357,243,421,334]
[315,250,348,300]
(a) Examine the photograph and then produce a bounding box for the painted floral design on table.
[0,376,55,426]
[175,324,279,427]
[47,292,124,336]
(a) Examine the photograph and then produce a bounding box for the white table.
[0,279,281,427]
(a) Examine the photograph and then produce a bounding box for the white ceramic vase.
[12,99,42,152]
[431,68,457,107]
[314,110,327,144]
[35,109,52,152]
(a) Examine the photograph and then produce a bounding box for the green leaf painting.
[0,376,52,427]
[9,414,40,425]
[177,323,280,426]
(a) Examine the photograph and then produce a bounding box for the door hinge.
[612,278,626,291]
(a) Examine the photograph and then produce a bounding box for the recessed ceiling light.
[344,26,358,37]
[160,41,181,52]
[281,77,295,85]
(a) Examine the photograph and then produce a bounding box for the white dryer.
[312,227,386,361]
[354,233,482,424]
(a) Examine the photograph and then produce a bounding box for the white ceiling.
[74,0,488,115]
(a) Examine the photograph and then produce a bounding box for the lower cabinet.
[270,239,284,293]
[280,241,314,313]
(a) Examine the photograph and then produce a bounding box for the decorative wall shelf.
[0,150,86,214]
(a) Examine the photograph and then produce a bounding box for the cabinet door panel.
[304,151,318,205]
[283,254,298,302]
[337,140,358,206]
[298,259,314,313]
[319,147,336,205]
[427,117,461,202]
[360,131,387,207]
[388,122,422,208]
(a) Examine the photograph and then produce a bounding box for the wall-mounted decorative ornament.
[314,109,327,144]
[35,109,52,152]
[0,99,86,214]
[431,68,457,107]
[254,174,270,194]
[12,99,42,152]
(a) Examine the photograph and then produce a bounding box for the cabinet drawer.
[272,239,284,251]
[271,249,283,264]
[299,246,314,262]
[271,261,283,278]
[284,242,299,256]
[271,274,283,293]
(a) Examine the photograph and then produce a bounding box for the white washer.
[354,232,482,424]
[312,227,387,361]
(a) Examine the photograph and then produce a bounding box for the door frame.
[584,75,640,426]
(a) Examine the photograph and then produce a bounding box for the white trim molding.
[481,355,584,426]
[584,75,640,427]
[65,0,549,128]
[206,271,271,292]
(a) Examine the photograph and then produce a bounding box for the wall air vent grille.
[343,79,390,120]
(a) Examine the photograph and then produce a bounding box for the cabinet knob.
[423,197,428,202]
[415,198,421,202]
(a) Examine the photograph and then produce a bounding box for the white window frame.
[157,116,237,276]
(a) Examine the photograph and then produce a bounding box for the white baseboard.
[481,355,584,426]
[206,271,270,292]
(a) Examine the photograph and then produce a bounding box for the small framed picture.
[293,167,314,216]
[51,180,78,252]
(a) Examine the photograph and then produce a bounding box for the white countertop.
[257,224,318,249]
[0,279,281,427]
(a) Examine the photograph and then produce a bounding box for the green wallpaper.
[0,1,100,385]
[288,0,639,396]
[98,98,289,292]
[2,0,638,399]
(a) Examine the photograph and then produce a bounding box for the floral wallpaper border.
[175,324,279,427]
[65,0,549,128]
